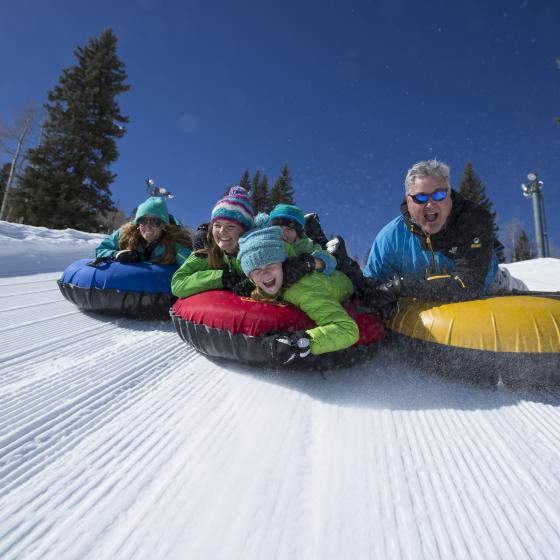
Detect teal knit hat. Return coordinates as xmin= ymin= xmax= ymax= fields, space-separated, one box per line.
xmin=135 ymin=197 xmax=170 ymax=225
xmin=238 ymin=213 xmax=287 ymax=276
xmin=270 ymin=203 xmax=305 ymax=228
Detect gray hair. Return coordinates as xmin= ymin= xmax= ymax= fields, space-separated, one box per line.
xmin=404 ymin=160 xmax=451 ymax=194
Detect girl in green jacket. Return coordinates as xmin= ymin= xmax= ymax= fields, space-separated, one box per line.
xmin=171 ymin=186 xmax=255 ymax=299
xmin=269 ymin=203 xmax=336 ymax=276
xmin=237 ymin=214 xmax=359 ymax=363
xmin=95 ymin=196 xmax=192 ymax=265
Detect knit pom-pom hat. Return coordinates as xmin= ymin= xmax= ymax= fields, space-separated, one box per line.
xmin=210 ymin=186 xmax=254 ymax=231
xmin=270 ymin=203 xmax=305 ymax=229
xmin=238 ymin=213 xmax=287 ymax=276
xmin=134 ymin=196 xmax=170 ymax=225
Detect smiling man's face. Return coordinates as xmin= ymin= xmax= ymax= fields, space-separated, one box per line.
xmin=406 ymin=176 xmax=452 ymax=235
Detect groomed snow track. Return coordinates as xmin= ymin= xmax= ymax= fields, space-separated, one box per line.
xmin=1 ymin=272 xmax=560 ymax=559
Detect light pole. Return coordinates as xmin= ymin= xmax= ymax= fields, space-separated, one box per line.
xmin=521 ymin=172 xmax=549 ymax=258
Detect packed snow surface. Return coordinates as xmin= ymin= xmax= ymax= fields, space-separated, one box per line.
xmin=1 ymin=220 xmax=560 ymax=560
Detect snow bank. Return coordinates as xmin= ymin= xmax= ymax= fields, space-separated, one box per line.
xmin=0 ymin=220 xmax=105 ymax=277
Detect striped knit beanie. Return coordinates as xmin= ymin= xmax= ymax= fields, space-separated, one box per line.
xmin=210 ymin=186 xmax=254 ymax=231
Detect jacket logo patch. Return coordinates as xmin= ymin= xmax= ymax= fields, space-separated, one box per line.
xmin=448 ymin=246 xmax=458 ymax=254
xmin=470 ymin=237 xmax=481 ymax=249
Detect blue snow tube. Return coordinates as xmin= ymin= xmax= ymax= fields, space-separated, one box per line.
xmin=57 ymin=258 xmax=179 ymax=319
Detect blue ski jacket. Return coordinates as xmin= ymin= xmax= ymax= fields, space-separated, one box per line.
xmin=364 ymin=191 xmax=499 ymax=294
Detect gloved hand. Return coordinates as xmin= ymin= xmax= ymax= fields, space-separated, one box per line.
xmin=192 ymin=223 xmax=209 ymax=251
xmin=222 ymin=268 xmax=245 ymax=291
xmin=282 ymin=254 xmax=316 ymax=289
xmin=403 ymin=273 xmax=468 ymax=302
xmin=358 ymin=276 xmax=401 ymax=308
xmin=264 ymin=330 xmax=312 ymax=364
xmin=304 ymin=213 xmax=328 ymax=248
xmin=114 ymin=250 xmax=141 ymax=263
xmin=230 ymin=277 xmax=254 ymax=297
xmin=326 ymin=235 xmax=364 ymax=289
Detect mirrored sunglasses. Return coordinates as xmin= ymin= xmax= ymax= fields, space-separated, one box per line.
xmin=408 ymin=189 xmax=449 ymax=205
xmin=138 ymin=216 xmax=163 ymax=227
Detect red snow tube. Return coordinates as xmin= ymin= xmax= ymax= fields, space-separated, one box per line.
xmin=170 ymin=290 xmax=384 ymax=368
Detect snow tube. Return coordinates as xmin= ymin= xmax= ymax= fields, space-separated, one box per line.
xmin=57 ymin=258 xmax=178 ymax=319
xmin=170 ymin=290 xmax=385 ymax=368
xmin=387 ymin=294 xmax=560 ymax=388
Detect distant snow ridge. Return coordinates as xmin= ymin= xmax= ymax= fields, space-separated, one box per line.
xmin=0 ymin=220 xmax=105 ymax=277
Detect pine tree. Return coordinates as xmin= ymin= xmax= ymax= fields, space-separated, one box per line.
xmin=10 ymin=29 xmax=129 ymax=231
xmin=267 ymin=163 xmax=295 ymax=211
xmin=239 ymin=169 xmax=251 ymax=189
xmin=457 ymin=161 xmax=503 ymax=261
xmin=250 ymin=170 xmax=269 ymax=213
xmin=513 ymin=230 xmax=534 ymax=262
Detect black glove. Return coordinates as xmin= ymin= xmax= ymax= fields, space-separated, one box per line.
xmin=230 ymin=277 xmax=254 ymax=297
xmin=192 ymin=223 xmax=209 ymax=251
xmin=304 ymin=213 xmax=329 ymax=248
xmin=221 ymin=268 xmax=245 ymax=291
xmin=114 ymin=250 xmax=141 ymax=263
xmin=326 ymin=236 xmax=364 ymax=289
xmin=282 ymin=254 xmax=316 ymax=289
xmin=358 ymin=276 xmax=401 ymax=308
xmin=399 ymin=274 xmax=472 ymax=302
xmin=264 ymin=330 xmax=312 ymax=365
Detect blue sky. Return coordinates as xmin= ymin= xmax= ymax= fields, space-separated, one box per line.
xmin=1 ymin=0 xmax=559 ymax=260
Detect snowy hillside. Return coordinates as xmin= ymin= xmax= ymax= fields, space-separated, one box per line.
xmin=1 ymin=221 xmax=560 ymax=560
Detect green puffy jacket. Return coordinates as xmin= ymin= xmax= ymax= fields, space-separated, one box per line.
xmin=283 ymin=270 xmax=358 ymax=355
xmin=96 ymin=228 xmax=191 ymax=265
xmin=171 ymin=252 xmax=244 ymax=298
xmin=291 ymin=235 xmax=336 ymax=275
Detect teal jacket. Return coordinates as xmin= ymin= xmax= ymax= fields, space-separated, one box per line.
xmin=171 ymin=252 xmax=244 ymax=298
xmin=96 ymin=227 xmax=191 ymax=265
xmin=291 ymin=235 xmax=336 ymax=275
xmin=282 ymin=270 xmax=358 ymax=355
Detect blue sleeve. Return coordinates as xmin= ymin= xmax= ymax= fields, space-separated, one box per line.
xmin=95 ymin=229 xmax=122 ymax=259
xmin=311 ymin=250 xmax=336 ymax=276
xmin=175 ymin=246 xmax=192 ymax=265
xmin=363 ymin=229 xmax=398 ymax=282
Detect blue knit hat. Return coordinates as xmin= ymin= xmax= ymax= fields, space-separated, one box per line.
xmin=270 ymin=204 xmax=305 ymax=229
xmin=210 ymin=186 xmax=254 ymax=231
xmin=238 ymin=213 xmax=287 ymax=276
xmin=135 ymin=197 xmax=170 ymax=225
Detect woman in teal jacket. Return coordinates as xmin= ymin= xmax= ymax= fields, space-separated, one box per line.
xmin=237 ymin=214 xmax=359 ymax=363
xmin=96 ymin=196 xmax=192 ymax=265
xmin=172 ymin=186 xmax=256 ymax=298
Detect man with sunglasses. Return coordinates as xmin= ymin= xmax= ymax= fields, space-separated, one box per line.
xmin=361 ymin=159 xmax=505 ymax=302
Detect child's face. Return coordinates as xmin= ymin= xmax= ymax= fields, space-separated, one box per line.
xmin=280 ymin=224 xmax=299 ymax=244
xmin=250 ymin=262 xmax=284 ymax=295
xmin=212 ymin=220 xmax=244 ymax=254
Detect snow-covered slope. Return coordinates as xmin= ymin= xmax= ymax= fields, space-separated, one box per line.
xmin=1 ymin=222 xmax=560 ymax=560
xmin=0 ymin=221 xmax=104 ymax=277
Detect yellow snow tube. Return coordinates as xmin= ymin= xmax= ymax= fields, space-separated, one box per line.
xmin=388 ymin=295 xmax=560 ymax=353
xmin=387 ymin=294 xmax=560 ymax=388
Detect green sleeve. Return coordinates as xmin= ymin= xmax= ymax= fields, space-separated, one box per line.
xmin=283 ymin=271 xmax=358 ymax=355
xmin=171 ymin=253 xmax=225 ymax=298
xmin=291 ymin=236 xmax=336 ymax=275
xmin=95 ymin=229 xmax=122 ymax=259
